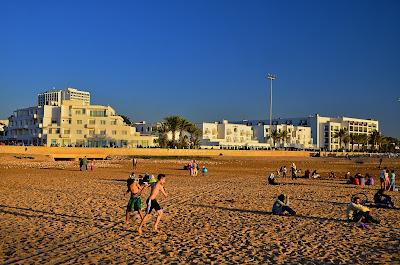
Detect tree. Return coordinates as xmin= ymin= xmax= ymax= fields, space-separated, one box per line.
xmin=270 ymin=130 xmax=280 ymax=148
xmin=186 ymin=124 xmax=202 ymax=149
xmin=359 ymin=134 xmax=369 ymax=151
xmin=120 ymin=115 xmax=132 ymax=125
xmin=164 ymin=116 xmax=183 ymax=144
xmin=334 ymin=128 xmax=349 ymax=150
xmin=279 ymin=130 xmax=289 ymax=147
xmin=349 ymin=133 xmax=356 ymax=151
xmin=369 ymin=130 xmax=380 ymax=151
xmin=155 ymin=123 xmax=169 ymax=148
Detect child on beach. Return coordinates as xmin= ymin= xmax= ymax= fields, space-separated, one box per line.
xmin=346 ymin=196 xmax=380 ymax=224
xmin=125 ymin=173 xmax=147 ymax=225
xmin=272 ymin=194 xmax=296 ymax=215
xmin=138 ymin=174 xmax=168 ymax=234
xmin=389 ymin=170 xmax=396 ymax=191
xmin=202 ymin=166 xmax=208 ymax=176
xmin=267 ymin=173 xmax=278 ymax=185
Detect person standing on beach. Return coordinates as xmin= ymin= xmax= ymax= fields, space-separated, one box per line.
xmin=379 ymin=168 xmax=386 ymax=190
xmin=90 ymin=160 xmax=95 ymax=171
xmin=81 ymin=156 xmax=88 ymax=171
xmin=132 ymin=157 xmax=138 ymax=170
xmin=378 ymin=158 xmax=383 ymax=169
xmin=282 ymin=166 xmax=287 ymax=178
xmin=291 ymin=163 xmax=297 ymax=180
xmin=138 ymin=174 xmax=168 ymax=234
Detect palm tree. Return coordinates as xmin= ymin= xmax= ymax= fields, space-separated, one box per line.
xmin=279 ymin=130 xmax=289 ymax=147
xmin=178 ymin=118 xmax=192 ymax=147
xmin=369 ymin=130 xmax=380 ymax=151
xmin=359 ymin=134 xmax=369 ymax=151
xmin=186 ymin=124 xmax=202 ymax=149
xmin=334 ymin=128 xmax=349 ymax=150
xmin=155 ymin=123 xmax=169 ymax=148
xmin=270 ymin=130 xmax=280 ymax=148
xmin=349 ymin=133 xmax=356 ymax=151
xmin=164 ymin=116 xmax=183 ymax=144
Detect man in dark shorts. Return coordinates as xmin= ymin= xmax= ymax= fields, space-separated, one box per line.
xmin=138 ymin=174 xmax=168 ymax=234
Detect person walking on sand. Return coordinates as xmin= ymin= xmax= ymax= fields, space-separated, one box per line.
xmin=378 ymin=157 xmax=383 ymax=169
xmin=81 ymin=156 xmax=88 ymax=171
xmin=138 ymin=174 xmax=168 ymax=234
xmin=125 ymin=173 xmax=147 ymax=226
xmin=132 ymin=157 xmax=138 ymax=170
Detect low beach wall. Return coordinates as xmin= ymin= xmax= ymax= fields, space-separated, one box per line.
xmin=0 ymin=146 xmax=312 ymax=159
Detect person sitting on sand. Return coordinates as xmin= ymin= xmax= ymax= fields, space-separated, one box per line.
xmin=138 ymin=174 xmax=168 ymax=234
xmin=304 ymin=169 xmax=311 ymax=178
xmin=311 ymin=170 xmax=320 ymax=179
xmin=267 ymin=173 xmax=278 ymax=185
xmin=359 ymin=174 xmax=366 ymax=188
xmin=272 ymin=194 xmax=296 ymax=215
xmin=365 ymin=174 xmax=374 ymax=186
xmin=329 ymin=171 xmax=336 ymax=179
xmin=125 ymin=173 xmax=147 ymax=225
xmin=346 ymin=196 xmax=380 ymax=224
xmin=373 ymin=189 xmax=394 ymax=208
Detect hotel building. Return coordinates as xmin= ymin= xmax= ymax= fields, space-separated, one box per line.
xmin=4 ymin=89 xmax=157 ymax=147
xmin=240 ymin=114 xmax=379 ymax=151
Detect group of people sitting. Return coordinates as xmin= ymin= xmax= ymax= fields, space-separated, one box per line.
xmin=270 ymin=189 xmax=394 ymax=226
xmin=346 ymin=172 xmax=375 ymax=187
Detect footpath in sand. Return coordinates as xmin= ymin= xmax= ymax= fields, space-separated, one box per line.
xmin=0 ymin=154 xmax=399 ymax=264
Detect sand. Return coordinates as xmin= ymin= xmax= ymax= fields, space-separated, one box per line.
xmin=0 ymin=154 xmax=399 ymax=264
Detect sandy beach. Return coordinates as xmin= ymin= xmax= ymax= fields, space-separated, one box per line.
xmin=1 ymin=154 xmax=399 ymax=264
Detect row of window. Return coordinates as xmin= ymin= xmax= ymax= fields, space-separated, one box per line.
xmin=47 ymin=128 xmax=128 ymax=135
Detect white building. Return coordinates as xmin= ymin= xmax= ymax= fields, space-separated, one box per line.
xmin=239 ymin=114 xmax=379 ymax=151
xmin=4 ymin=93 xmax=156 ymax=147
xmin=197 ymin=120 xmax=269 ymax=149
xmin=38 ymin=87 xmax=90 ymax=106
xmin=252 ymin=123 xmax=314 ymax=149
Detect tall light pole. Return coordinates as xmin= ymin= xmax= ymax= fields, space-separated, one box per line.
xmin=266 ymin=73 xmax=276 ymax=146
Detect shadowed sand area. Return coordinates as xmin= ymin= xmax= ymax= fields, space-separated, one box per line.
xmin=0 ymin=154 xmax=399 ymax=264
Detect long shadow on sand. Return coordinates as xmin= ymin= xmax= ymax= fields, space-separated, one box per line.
xmin=292 ymin=198 xmax=348 ymax=206
xmin=191 ymin=204 xmax=346 ymax=223
xmin=0 ymin=204 xmax=113 ymax=223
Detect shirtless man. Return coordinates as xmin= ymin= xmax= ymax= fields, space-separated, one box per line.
xmin=125 ymin=173 xmax=146 ymax=226
xmin=138 ymin=174 xmax=168 ymax=234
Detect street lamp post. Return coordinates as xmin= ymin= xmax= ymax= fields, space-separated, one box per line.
xmin=266 ymin=73 xmax=276 ymax=147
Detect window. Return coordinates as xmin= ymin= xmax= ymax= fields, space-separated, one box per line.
xmin=76 ymin=130 xmax=82 ymax=134
xmin=77 ymin=120 xmax=82 ymax=124
xmin=122 ymin=131 xmax=127 ymax=135
xmin=111 ymin=120 xmax=117 ymax=125
xmin=100 ymin=130 xmax=106 ymax=135
xmin=48 ymin=129 xmax=52 ymax=134
xmin=89 ymin=130 xmax=95 ymax=135
xmin=75 ymin=110 xmax=82 ymax=115
xmin=55 ymin=128 xmax=60 ymax=134
xmin=89 ymin=120 xmax=95 ymax=125
xmin=100 ymin=120 xmax=106 ymax=125
xmin=64 ymin=130 xmax=70 ymax=134
xmin=112 ymin=130 xmax=117 ymax=135
xmin=90 ymin=110 xmax=106 ymax=117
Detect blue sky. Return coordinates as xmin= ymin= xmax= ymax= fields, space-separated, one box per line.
xmin=1 ymin=0 xmax=399 ymax=137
